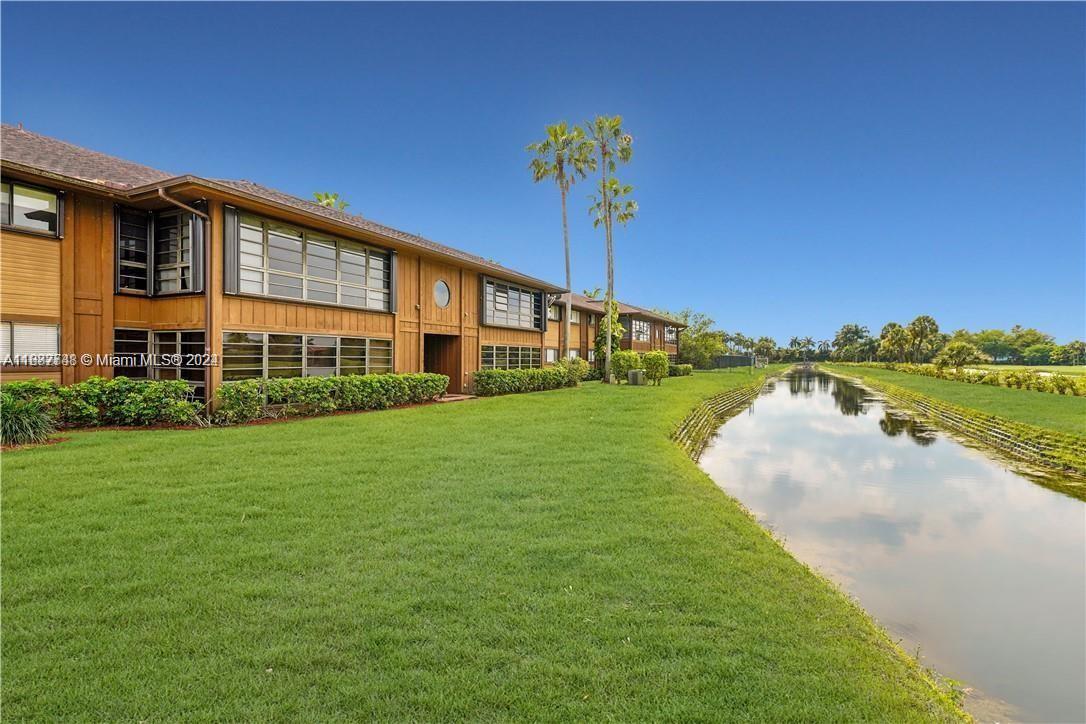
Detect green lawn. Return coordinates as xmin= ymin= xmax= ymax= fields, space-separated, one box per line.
xmin=824 ymin=365 xmax=1086 ymax=436
xmin=975 ymin=364 xmax=1086 ymax=377
xmin=3 ymin=370 xmax=962 ymax=721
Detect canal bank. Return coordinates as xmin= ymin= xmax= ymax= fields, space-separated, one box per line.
xmin=698 ymin=369 xmax=1085 ymax=722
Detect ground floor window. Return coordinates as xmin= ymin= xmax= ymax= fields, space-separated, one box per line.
xmin=112 ymin=328 xmax=206 ymax=400
xmin=481 ymin=345 xmax=540 ymax=370
xmin=588 ymin=349 xmax=596 ymax=363
xmin=1 ymin=321 xmax=60 ymax=365
xmin=567 ymin=349 xmax=581 ymax=360
xmin=222 ymin=331 xmax=393 ymax=381
xmin=545 ymin=348 xmax=558 ymax=364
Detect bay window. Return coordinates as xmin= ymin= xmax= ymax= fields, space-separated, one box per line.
xmin=115 ymin=205 xmax=203 ymax=295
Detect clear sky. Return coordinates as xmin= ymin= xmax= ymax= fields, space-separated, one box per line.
xmin=3 ymin=2 xmax=1083 ymax=342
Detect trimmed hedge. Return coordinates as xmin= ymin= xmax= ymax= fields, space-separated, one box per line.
xmin=669 ymin=364 xmax=694 ymax=377
xmin=2 ymin=377 xmax=201 ymax=428
xmin=214 ymin=372 xmax=449 ymax=424
xmin=643 ymin=351 xmax=670 ymax=385
xmin=847 ymin=362 xmax=1086 ymax=396
xmin=473 ymin=367 xmax=579 ymax=396
xmin=611 ymin=350 xmax=643 ymax=382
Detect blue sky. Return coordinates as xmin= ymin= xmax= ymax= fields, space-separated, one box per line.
xmin=3 ymin=2 xmax=1083 ymax=342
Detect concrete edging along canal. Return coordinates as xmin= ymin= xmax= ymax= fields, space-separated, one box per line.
xmin=672 ymin=371 xmax=778 ymax=460
xmin=820 ymin=365 xmax=1086 ymax=488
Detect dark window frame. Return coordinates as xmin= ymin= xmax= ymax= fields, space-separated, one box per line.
xmin=1 ymin=177 xmax=64 ymax=238
xmin=222 ymin=330 xmax=394 ymax=381
xmin=481 ymin=344 xmax=542 ymax=370
xmin=481 ymin=277 xmax=544 ymax=332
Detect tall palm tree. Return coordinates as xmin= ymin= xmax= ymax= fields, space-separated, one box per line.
xmin=586 ymin=116 xmax=633 ymax=382
xmin=527 ymin=123 xmax=595 ymax=358
xmin=801 ymin=336 xmax=814 ymax=362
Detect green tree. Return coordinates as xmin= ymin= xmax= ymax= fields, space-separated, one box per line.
xmin=973 ymin=329 xmax=1014 ymax=362
xmin=879 ymin=325 xmax=910 ymax=362
xmin=593 ymin=299 xmax=625 ymax=366
xmin=905 ymin=315 xmax=940 ymax=362
xmin=832 ymin=324 xmax=870 ymax=362
xmin=933 ymin=341 xmax=990 ymax=370
xmin=1061 ymin=340 xmax=1086 ymax=365
xmin=665 ymin=309 xmax=723 ymax=368
xmin=1022 ymin=343 xmax=1056 ymax=365
xmin=313 ymin=192 xmax=349 ymax=210
xmin=586 ymin=115 xmax=634 ymax=383
xmin=642 ymin=350 xmax=669 ymax=385
xmin=527 ymin=122 xmax=595 ymax=359
xmin=754 ymin=336 xmax=776 ymax=361
xmin=1010 ymin=326 xmax=1055 ymax=362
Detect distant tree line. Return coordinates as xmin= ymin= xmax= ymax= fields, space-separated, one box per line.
xmin=653 ymin=310 xmax=1084 ymax=369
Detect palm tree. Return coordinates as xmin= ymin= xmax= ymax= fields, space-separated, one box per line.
xmin=817 ymin=340 xmax=832 ymax=359
xmin=586 ymin=116 xmax=633 ymax=382
xmin=527 ymin=123 xmax=595 ymax=359
xmin=313 ymin=192 xmax=349 ymax=210
xmin=801 ymin=336 xmax=814 ymax=363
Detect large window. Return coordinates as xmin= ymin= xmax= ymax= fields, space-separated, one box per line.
xmin=153 ymin=210 xmax=193 ymax=294
xmin=237 ymin=213 xmax=391 ymax=310
xmin=1 ymin=322 xmax=60 ymax=365
xmin=631 ymin=318 xmax=651 ymax=342
xmin=223 ymin=332 xmax=393 ymax=380
xmin=111 ymin=329 xmax=206 ymax=400
xmin=483 ymin=278 xmax=543 ymax=331
xmin=115 ymin=206 xmax=202 ymax=295
xmin=1 ymin=180 xmax=62 ymax=236
xmin=665 ymin=326 xmax=679 ymax=344
xmin=481 ymin=345 xmax=540 ymax=370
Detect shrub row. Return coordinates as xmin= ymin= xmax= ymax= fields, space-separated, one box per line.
xmin=473 ymin=358 xmax=587 ymax=396
xmin=669 ymin=363 xmax=694 ymax=377
xmin=214 ymin=373 xmax=449 ymax=424
xmin=2 ymin=376 xmax=201 ymax=432
xmin=849 ymin=362 xmax=1085 ymax=396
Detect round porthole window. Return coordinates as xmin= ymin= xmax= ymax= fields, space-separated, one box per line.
xmin=434 ymin=280 xmax=451 ymax=308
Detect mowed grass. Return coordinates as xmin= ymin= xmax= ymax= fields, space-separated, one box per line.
xmin=825 ymin=365 xmax=1086 ymax=436
xmin=2 ymin=370 xmax=963 ymax=721
xmin=975 ymin=363 xmax=1086 ymax=377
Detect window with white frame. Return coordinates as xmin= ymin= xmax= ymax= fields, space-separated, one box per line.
xmin=481 ymin=345 xmax=541 ymax=370
xmin=222 ymin=332 xmax=393 ymax=381
xmin=587 ymin=349 xmax=596 ymax=362
xmin=1 ymin=322 xmax=60 ymax=365
xmin=631 ymin=318 xmax=651 ymax=342
xmin=567 ymin=349 xmax=581 ymax=360
xmin=237 ymin=213 xmax=391 ymax=310
xmin=1 ymin=180 xmax=62 ymax=236
xmin=570 ymin=309 xmax=582 ymax=324
xmin=547 ymin=304 xmax=562 ymax=322
xmin=482 ymin=278 xmax=543 ymax=330
xmin=545 ymin=348 xmax=558 ymax=364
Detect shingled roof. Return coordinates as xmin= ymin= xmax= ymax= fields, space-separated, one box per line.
xmin=558 ymin=292 xmax=685 ymax=326
xmin=0 ymin=124 xmax=563 ymax=291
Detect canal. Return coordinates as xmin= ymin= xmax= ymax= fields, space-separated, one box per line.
xmin=699 ymin=370 xmax=1085 ymax=722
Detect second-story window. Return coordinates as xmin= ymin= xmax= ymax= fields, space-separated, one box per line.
xmin=154 ymin=210 xmax=194 ymax=294
xmin=1 ymin=179 xmax=62 ymax=236
xmin=548 ymin=304 xmax=562 ymax=322
xmin=632 ymin=318 xmax=651 ymax=342
xmin=570 ymin=309 xmax=581 ymax=324
xmin=116 ymin=205 xmax=203 ymax=295
xmin=237 ymin=213 xmax=391 ymax=310
xmin=665 ymin=326 xmax=678 ymax=344
xmin=483 ymin=278 xmax=543 ymax=330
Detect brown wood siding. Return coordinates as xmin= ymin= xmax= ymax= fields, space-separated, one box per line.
xmin=63 ymin=194 xmax=114 ymax=382
xmin=221 ymin=296 xmax=394 ymax=337
xmin=2 ymin=369 xmax=62 ymax=383
xmin=114 ymin=295 xmax=205 ymax=329
xmin=1 ymin=231 xmax=61 ymax=319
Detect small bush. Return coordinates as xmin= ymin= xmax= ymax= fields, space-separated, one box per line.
xmin=584 ymin=367 xmax=604 ymax=381
xmin=642 ymin=350 xmax=669 ymax=385
xmin=554 ymin=357 xmax=589 ymax=385
xmin=473 ymin=367 xmax=575 ymax=396
xmin=669 ymin=364 xmax=693 ymax=377
xmin=611 ymin=350 xmax=643 ymax=383
xmin=214 ymin=379 xmax=264 ymax=424
xmin=1 ymin=392 xmax=56 ymax=445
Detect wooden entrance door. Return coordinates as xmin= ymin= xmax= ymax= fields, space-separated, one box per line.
xmin=423 ymin=334 xmax=462 ymax=393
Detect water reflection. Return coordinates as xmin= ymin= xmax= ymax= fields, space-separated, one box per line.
xmin=700 ymin=371 xmax=1085 ymax=723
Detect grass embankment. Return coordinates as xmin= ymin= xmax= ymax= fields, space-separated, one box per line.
xmin=824 ymin=364 xmax=1085 ymax=437
xmin=3 ymin=370 xmax=963 ymax=721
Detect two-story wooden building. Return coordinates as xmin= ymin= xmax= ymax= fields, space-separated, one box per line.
xmin=543 ymin=292 xmax=683 ymax=365
xmin=0 ymin=125 xmax=568 ymax=397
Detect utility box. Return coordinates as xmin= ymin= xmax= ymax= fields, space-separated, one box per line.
xmin=628 ymin=369 xmax=646 ymax=386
